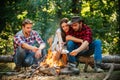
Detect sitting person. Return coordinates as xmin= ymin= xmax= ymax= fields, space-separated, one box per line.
xmin=13 ymin=19 xmax=46 ymax=71
xmin=51 ymin=18 xmax=71 ymax=66
xmin=66 ymin=16 xmax=104 ymax=72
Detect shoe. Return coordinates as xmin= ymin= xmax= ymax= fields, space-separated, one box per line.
xmin=68 ymin=62 xmax=77 ymax=67
xmin=69 ymin=67 xmax=80 ymax=74
xmin=14 ymin=66 xmax=21 ymax=72
xmin=60 ymin=67 xmax=73 ymax=74
xmin=94 ymin=61 xmax=104 ymax=72
xmin=67 ymin=63 xmax=80 ymax=74
xmin=94 ymin=67 xmax=104 ymax=73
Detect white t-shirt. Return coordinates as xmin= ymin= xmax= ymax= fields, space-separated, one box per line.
xmin=52 ymin=28 xmax=62 ymax=51
xmin=52 ymin=28 xmax=69 ymax=54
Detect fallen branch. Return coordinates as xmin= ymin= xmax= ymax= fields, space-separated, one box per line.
xmin=103 ymin=63 xmax=114 ymax=80
xmin=100 ymin=63 xmax=120 ymax=70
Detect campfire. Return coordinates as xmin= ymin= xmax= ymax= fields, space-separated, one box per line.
xmin=37 ymin=49 xmax=76 ymax=76
xmin=40 ymin=49 xmax=66 ymax=68
xmin=29 ymin=37 xmax=80 ymax=76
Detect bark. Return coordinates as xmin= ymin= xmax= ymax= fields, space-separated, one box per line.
xmin=0 ymin=55 xmax=13 ymax=62
xmin=100 ymin=63 xmax=120 ymax=70
xmin=102 ymin=55 xmax=120 ymax=63
xmin=103 ymin=63 xmax=114 ymax=80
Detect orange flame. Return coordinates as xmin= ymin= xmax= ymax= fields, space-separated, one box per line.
xmin=40 ymin=49 xmax=67 ymax=68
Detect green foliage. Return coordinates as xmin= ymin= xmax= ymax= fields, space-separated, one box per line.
xmin=0 ymin=0 xmax=119 ymax=55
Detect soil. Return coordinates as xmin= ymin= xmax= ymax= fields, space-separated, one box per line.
xmin=0 ymin=63 xmax=120 ymax=80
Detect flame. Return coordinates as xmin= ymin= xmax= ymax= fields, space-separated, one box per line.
xmin=40 ymin=49 xmax=67 ymax=68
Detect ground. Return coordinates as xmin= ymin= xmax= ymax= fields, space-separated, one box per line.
xmin=0 ymin=63 xmax=120 ymax=80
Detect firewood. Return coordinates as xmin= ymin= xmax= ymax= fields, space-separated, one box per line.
xmin=103 ymin=63 xmax=114 ymax=80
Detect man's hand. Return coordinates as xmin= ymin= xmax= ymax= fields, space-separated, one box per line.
xmin=32 ymin=46 xmax=39 ymax=53
xmin=39 ymin=43 xmax=46 ymax=49
xmin=70 ymin=49 xmax=79 ymax=56
xmin=35 ymin=49 xmax=42 ymax=59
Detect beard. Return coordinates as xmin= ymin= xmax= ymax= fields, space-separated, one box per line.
xmin=24 ymin=31 xmax=31 ymax=37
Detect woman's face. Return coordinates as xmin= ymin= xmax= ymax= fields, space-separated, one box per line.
xmin=61 ymin=22 xmax=69 ymax=33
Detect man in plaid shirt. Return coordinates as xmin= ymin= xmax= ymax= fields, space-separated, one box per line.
xmin=66 ymin=16 xmax=103 ymax=72
xmin=13 ymin=19 xmax=46 ymax=71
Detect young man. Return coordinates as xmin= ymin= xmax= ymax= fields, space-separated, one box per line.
xmin=66 ymin=16 xmax=103 ymax=72
xmin=13 ymin=19 xmax=46 ymax=71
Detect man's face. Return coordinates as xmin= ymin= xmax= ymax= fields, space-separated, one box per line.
xmin=61 ymin=22 xmax=69 ymax=33
xmin=22 ymin=24 xmax=32 ymax=36
xmin=71 ymin=22 xmax=80 ymax=31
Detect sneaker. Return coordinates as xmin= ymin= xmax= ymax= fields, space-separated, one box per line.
xmin=94 ymin=67 xmax=104 ymax=73
xmin=68 ymin=62 xmax=77 ymax=68
xmin=69 ymin=67 xmax=80 ymax=74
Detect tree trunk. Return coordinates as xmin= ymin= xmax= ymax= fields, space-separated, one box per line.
xmin=0 ymin=55 xmax=13 ymax=62
xmin=100 ymin=63 xmax=120 ymax=70
xmin=71 ymin=0 xmax=81 ymax=14
xmin=0 ymin=0 xmax=6 ymax=33
xmin=102 ymin=55 xmax=120 ymax=63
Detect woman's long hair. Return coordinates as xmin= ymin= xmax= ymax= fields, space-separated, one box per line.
xmin=59 ymin=18 xmax=69 ymax=42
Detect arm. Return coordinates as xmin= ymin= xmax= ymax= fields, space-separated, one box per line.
xmin=70 ymin=40 xmax=89 ymax=56
xmin=66 ymin=35 xmax=83 ymax=43
xmin=14 ymin=35 xmax=38 ymax=53
xmin=34 ymin=31 xmax=45 ymax=48
xmin=21 ymin=43 xmax=38 ymax=53
xmin=70 ymin=26 xmax=92 ymax=56
xmin=34 ymin=31 xmax=46 ymax=58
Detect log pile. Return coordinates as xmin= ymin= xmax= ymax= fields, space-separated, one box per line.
xmin=0 ymin=55 xmax=120 ymax=70
xmin=77 ymin=55 xmax=120 ymax=71
xmin=0 ymin=55 xmax=13 ymax=62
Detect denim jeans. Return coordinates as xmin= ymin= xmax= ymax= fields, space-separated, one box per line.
xmin=67 ymin=40 xmax=102 ymax=63
xmin=13 ymin=47 xmax=46 ymax=67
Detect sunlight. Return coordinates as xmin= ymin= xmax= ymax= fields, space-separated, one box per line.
xmin=17 ymin=10 xmax=28 ymax=20
xmin=81 ymin=3 xmax=90 ymax=16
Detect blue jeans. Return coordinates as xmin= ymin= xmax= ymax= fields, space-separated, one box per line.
xmin=67 ymin=40 xmax=102 ymax=63
xmin=13 ymin=47 xmax=46 ymax=67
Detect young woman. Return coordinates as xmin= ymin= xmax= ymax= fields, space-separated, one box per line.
xmin=51 ymin=18 xmax=72 ymax=66
xmin=52 ymin=18 xmax=72 ymax=52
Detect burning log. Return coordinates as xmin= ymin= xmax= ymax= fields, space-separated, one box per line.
xmin=39 ymin=67 xmax=59 ymax=76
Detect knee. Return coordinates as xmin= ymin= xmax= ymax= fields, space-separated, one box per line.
xmin=17 ymin=47 xmax=26 ymax=55
xmin=24 ymin=57 xmax=34 ymax=66
xmin=67 ymin=40 xmax=75 ymax=48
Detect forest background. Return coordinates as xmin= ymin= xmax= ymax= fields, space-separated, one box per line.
xmin=0 ymin=0 xmax=119 ymax=55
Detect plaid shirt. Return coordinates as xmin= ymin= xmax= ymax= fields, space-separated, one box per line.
xmin=14 ymin=30 xmax=44 ymax=54
xmin=72 ymin=24 xmax=92 ymax=46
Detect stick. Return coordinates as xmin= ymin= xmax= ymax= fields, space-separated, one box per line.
xmin=103 ymin=63 xmax=114 ymax=80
